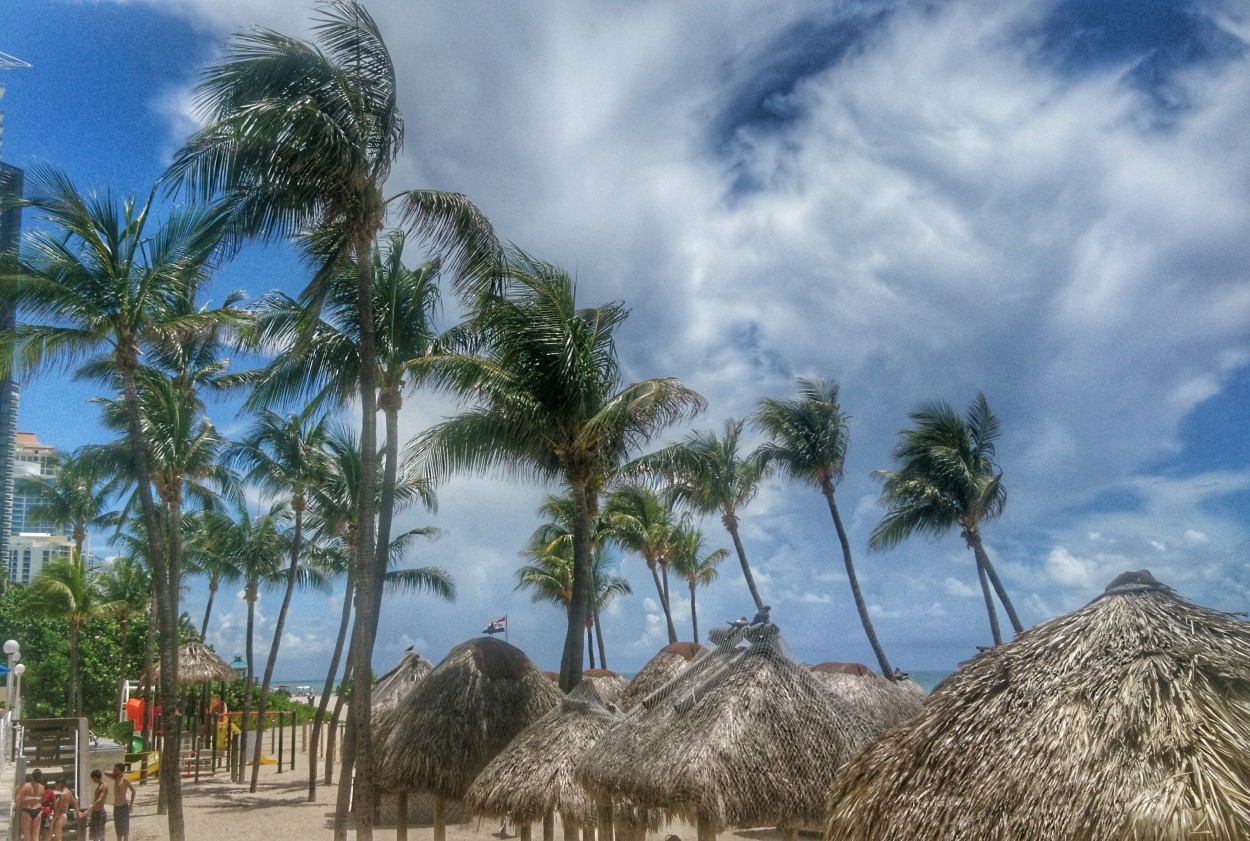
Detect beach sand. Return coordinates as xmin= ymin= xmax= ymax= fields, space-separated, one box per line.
xmin=124 ymin=701 xmax=786 ymax=841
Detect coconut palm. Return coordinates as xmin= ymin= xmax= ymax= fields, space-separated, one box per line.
xmin=183 ymin=510 xmax=244 ymax=639
xmin=633 ymin=418 xmax=768 ymax=612
xmin=226 ymin=407 xmax=332 ymax=791
xmin=753 ymin=378 xmax=893 ymax=676
xmin=667 ymin=522 xmax=728 ymax=644
xmin=168 ymin=6 xmax=500 ymax=828
xmin=0 ymin=167 xmax=235 ymax=840
xmin=870 ymin=393 xmax=1023 ymax=645
xmin=604 ymin=483 xmax=681 ymax=643
xmin=28 ymin=553 xmax=116 ymax=717
xmin=97 ymin=554 xmax=153 ymax=718
xmin=14 ymin=449 xmax=115 ymax=558
xmin=413 ymin=253 xmax=703 ymax=690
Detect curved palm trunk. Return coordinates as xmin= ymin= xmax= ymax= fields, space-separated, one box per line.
xmin=345 ymin=231 xmax=381 ymax=841
xmin=975 ymin=555 xmax=1002 ymax=646
xmin=823 ymin=487 xmax=892 ymax=677
xmin=559 ymin=478 xmax=593 ymax=692
xmin=647 ymin=563 xmax=678 ymax=644
xmin=237 ymin=591 xmax=257 ymax=782
xmin=331 ymin=667 xmax=356 ymax=841
xmin=722 ymin=512 xmax=765 ymax=612
xmin=160 ymin=495 xmax=187 ymax=816
xmin=326 ymin=660 xmax=352 ymax=788
xmin=687 ymin=579 xmax=699 ymax=643
xmin=310 ymin=566 xmax=354 ymax=801
xmin=142 ymin=601 xmax=155 ymax=754
xmin=586 ymin=625 xmax=596 ymax=669
xmin=200 ymin=578 xmax=219 ymax=639
xmin=592 ymin=605 xmax=607 ymax=670
xmin=68 ymin=619 xmax=82 ymax=718
xmin=971 ymin=537 xmax=1023 ymax=635
xmin=116 ymin=353 xmax=184 ymax=840
xmin=250 ymin=502 xmax=306 ymax=791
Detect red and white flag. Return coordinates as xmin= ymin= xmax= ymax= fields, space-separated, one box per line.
xmin=483 ymin=616 xmax=507 ymax=635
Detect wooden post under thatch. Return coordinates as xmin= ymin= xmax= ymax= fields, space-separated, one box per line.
xmin=696 ymin=814 xmax=715 ymax=841
xmin=543 ymin=810 xmax=554 ymax=841
xmin=562 ymin=817 xmax=579 ymax=841
xmin=396 ymin=792 xmax=408 ymax=841
xmin=520 ymin=824 xmax=531 ymax=841
xmin=433 ymin=795 xmax=445 ymax=841
xmin=595 ymin=795 xmax=613 ymax=841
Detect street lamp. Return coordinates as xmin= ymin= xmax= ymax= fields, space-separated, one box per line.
xmin=13 ymin=663 xmax=24 ymax=720
xmin=4 ymin=639 xmax=19 ymax=711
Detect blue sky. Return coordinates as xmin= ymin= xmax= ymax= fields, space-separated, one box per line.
xmin=1 ymin=0 xmax=1248 ymax=680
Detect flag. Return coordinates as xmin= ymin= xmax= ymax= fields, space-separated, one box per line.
xmin=483 ymin=616 xmax=507 ymax=635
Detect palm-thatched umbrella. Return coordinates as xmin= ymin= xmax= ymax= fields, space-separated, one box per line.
xmin=810 ymin=663 xmax=923 ymax=732
xmin=580 ymin=669 xmax=629 ymax=705
xmin=373 ymin=650 xmax=434 ymax=717
xmin=617 ymin=642 xmax=706 ymax=711
xmin=579 ymin=627 xmax=871 ymax=841
xmin=824 ymin=570 xmax=1250 ymax=841
xmin=145 ymin=640 xmax=235 ymax=684
xmin=376 ymin=637 xmax=563 ymax=841
xmin=465 ymin=683 xmax=621 ymax=841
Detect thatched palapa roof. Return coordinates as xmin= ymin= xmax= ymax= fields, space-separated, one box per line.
xmin=810 ymin=663 xmax=924 ymax=733
xmin=824 ymin=570 xmax=1250 ymax=841
xmin=372 ymin=650 xmax=434 ymax=716
xmin=464 ymin=682 xmax=621 ymax=825
xmin=147 ymin=641 xmax=236 ymax=685
xmin=580 ymin=668 xmax=629 ymax=705
xmin=617 ymin=641 xmax=706 ymax=711
xmin=579 ymin=627 xmax=871 ymax=831
xmin=375 ymin=637 xmax=563 ymax=799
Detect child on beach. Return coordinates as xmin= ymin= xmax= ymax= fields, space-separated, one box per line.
xmin=104 ymin=765 xmax=135 ymax=841
xmin=85 ymin=770 xmax=107 ymax=841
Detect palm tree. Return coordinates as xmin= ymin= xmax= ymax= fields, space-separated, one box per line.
xmin=28 ymin=553 xmax=116 ymax=717
xmin=754 ymin=378 xmax=894 ymax=676
xmin=413 ymin=252 xmax=703 ymax=690
xmin=168 ymin=6 xmax=499 ymax=829
xmin=870 ymin=393 xmax=1023 ymax=645
xmin=226 ymin=407 xmax=332 ymax=791
xmin=183 ymin=510 xmax=244 ymax=639
xmin=667 ymin=521 xmax=728 ymax=644
xmin=633 ymin=418 xmax=768 ymax=612
xmin=0 ymin=167 xmax=235 ymax=841
xmin=604 ymin=484 xmax=680 ymax=643
xmin=14 ymin=449 xmax=114 ymax=558
xmin=98 ymin=554 xmax=152 ymax=721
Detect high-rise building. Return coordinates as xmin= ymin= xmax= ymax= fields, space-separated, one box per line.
xmin=0 ymin=163 xmax=21 ymax=574
xmin=6 ymin=433 xmax=74 ymax=585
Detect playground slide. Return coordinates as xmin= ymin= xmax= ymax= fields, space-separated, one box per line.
xmin=125 ymin=751 xmax=159 ymax=781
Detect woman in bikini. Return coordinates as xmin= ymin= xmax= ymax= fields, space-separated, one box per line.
xmin=12 ymin=768 xmax=46 ymax=841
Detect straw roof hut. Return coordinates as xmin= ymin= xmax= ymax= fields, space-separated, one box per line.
xmin=375 ymin=636 xmax=563 ymax=838
xmin=146 ymin=640 xmax=235 ymax=685
xmin=580 ymin=627 xmax=871 ymax=841
xmin=580 ymin=669 xmax=629 ymax=705
xmin=824 ymin=570 xmax=1250 ymax=841
xmin=464 ymin=683 xmax=620 ymax=832
xmin=373 ymin=650 xmax=434 ymax=717
xmin=617 ymin=642 xmax=706 ymax=711
xmin=810 ymin=663 xmax=923 ymax=733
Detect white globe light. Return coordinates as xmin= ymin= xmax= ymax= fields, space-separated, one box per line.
xmin=12 ymin=664 xmax=24 ymax=676
xmin=3 ymin=640 xmax=17 ymax=656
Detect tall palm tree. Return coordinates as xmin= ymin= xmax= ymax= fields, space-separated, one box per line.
xmin=604 ymin=484 xmax=680 ymax=643
xmin=226 ymin=407 xmax=332 ymax=791
xmin=168 ymin=6 xmax=499 ymax=829
xmin=754 ymin=378 xmax=894 ymax=676
xmin=667 ymin=521 xmax=728 ymax=644
xmin=183 ymin=510 xmax=244 ymax=639
xmin=413 ymin=252 xmax=703 ymax=690
xmin=28 ymin=553 xmax=116 ymax=717
xmin=870 ymin=393 xmax=1023 ymax=645
xmin=14 ymin=449 xmax=114 ymax=558
xmin=98 ymin=554 xmax=152 ymax=719
xmin=633 ymin=418 xmax=768 ymax=612
xmin=0 ymin=167 xmax=235 ymax=841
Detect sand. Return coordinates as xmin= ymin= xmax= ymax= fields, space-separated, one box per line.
xmin=122 ymin=707 xmax=787 ymax=841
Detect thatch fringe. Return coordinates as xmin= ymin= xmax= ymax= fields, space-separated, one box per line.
xmin=579 ymin=627 xmax=871 ymax=831
xmin=581 ymin=669 xmax=629 ymax=705
xmin=375 ymin=637 xmax=563 ymax=798
xmin=146 ymin=641 xmax=235 ymax=685
xmin=825 ymin=570 xmax=1250 ymax=841
xmin=617 ymin=642 xmax=706 ymax=712
xmin=809 ymin=664 xmax=924 ymax=733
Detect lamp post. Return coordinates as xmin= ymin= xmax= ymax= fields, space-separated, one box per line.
xmin=4 ymin=638 xmax=19 ymax=711
xmin=13 ymin=663 xmax=24 ymax=720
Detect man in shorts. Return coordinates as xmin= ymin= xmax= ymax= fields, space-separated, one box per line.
xmin=85 ymin=770 xmax=107 ymax=841
xmin=104 ymin=765 xmax=135 ymax=841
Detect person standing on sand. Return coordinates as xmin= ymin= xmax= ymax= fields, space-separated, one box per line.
xmin=85 ymin=770 xmax=107 ymax=841
xmin=49 ymin=779 xmax=81 ymax=841
xmin=13 ymin=768 xmax=46 ymax=841
xmin=105 ymin=765 xmax=135 ymax=841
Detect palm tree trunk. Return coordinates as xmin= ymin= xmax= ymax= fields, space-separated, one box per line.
xmin=823 ymin=488 xmax=892 ymax=677
xmin=975 ymin=554 xmax=1002 ymax=646
xmin=559 ymin=477 xmax=593 ymax=692
xmin=593 ymin=605 xmax=607 ymax=670
xmin=116 ymin=353 xmax=185 ymax=841
xmin=116 ymin=616 xmax=130 ymax=723
xmin=237 ymin=593 xmax=257 ymax=782
xmin=346 ymin=230 xmax=381 ymax=841
xmin=971 ymin=538 xmax=1023 ymax=635
xmin=200 ymin=580 xmax=218 ymax=640
xmin=142 ymin=600 xmax=155 ymax=754
xmin=250 ymin=501 xmax=306 ymax=791
xmin=648 ymin=563 xmax=678 ymax=644
xmin=310 ymin=566 xmax=354 ymax=801
xmin=332 ymin=684 xmax=357 ymax=841
xmin=722 ymin=513 xmax=765 ymax=612
xmin=326 ymin=660 xmax=351 ymax=787
xmin=586 ymin=626 xmax=596 ymax=669
xmin=68 ymin=620 xmax=81 ymax=718
xmin=688 ymin=580 xmax=699 ymax=643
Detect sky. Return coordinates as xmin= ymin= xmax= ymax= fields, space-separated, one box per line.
xmin=0 ymin=0 xmax=1248 ymax=681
